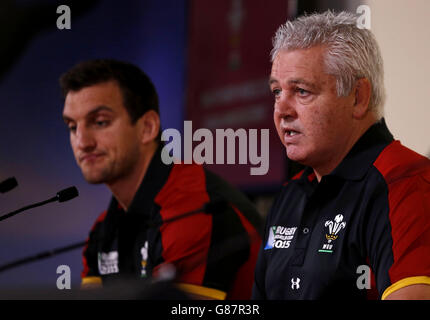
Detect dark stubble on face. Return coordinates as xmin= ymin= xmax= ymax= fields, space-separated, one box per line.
xmin=83 ymin=146 xmax=141 ymax=185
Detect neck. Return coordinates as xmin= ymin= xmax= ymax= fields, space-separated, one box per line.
xmin=313 ymin=116 xmax=378 ymax=182
xmin=107 ymin=142 xmax=158 ymax=211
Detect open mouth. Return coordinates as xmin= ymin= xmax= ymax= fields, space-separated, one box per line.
xmin=286 ymin=130 xmax=300 ymax=136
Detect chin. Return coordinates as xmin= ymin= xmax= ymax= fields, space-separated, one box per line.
xmin=81 ymin=170 xmax=109 ymax=184
xmin=286 ymin=147 xmax=308 ymax=164
xmin=83 ymin=176 xmax=106 ymax=185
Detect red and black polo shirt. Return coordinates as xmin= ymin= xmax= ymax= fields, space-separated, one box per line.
xmin=252 ymin=119 xmax=430 ymax=299
xmin=81 ymin=146 xmax=263 ymax=300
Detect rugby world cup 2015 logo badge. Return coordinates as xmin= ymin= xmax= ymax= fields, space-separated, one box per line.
xmin=264 ymin=226 xmax=297 ymax=250
xmin=318 ymin=214 xmax=346 ymax=254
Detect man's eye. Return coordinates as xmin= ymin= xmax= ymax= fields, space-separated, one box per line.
xmin=296 ymin=88 xmax=310 ymax=97
xmin=95 ymin=120 xmax=109 ymax=127
xmin=68 ymin=125 xmax=76 ymax=132
xmin=272 ymin=88 xmax=281 ymax=97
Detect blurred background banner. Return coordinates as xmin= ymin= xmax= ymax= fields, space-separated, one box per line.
xmin=186 ymin=0 xmax=288 ymax=191
xmin=0 ymin=0 xmax=428 ymax=293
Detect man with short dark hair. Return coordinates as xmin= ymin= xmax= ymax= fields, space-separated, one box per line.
xmin=60 ymin=59 xmax=262 ymax=299
xmin=252 ymin=11 xmax=430 ymax=300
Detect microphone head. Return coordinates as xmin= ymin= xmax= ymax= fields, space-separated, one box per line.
xmin=203 ymin=199 xmax=229 ymax=215
xmin=56 ymin=186 xmax=79 ymax=202
xmin=0 ymin=177 xmax=18 ymax=193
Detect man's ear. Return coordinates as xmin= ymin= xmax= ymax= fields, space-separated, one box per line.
xmin=352 ymin=78 xmax=372 ymax=119
xmin=138 ymin=110 xmax=160 ymax=144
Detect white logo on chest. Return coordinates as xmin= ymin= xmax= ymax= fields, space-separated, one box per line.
xmin=291 ymin=278 xmax=301 ymax=290
xmin=98 ymin=251 xmax=119 ymax=275
xmin=140 ymin=241 xmax=149 ymax=277
xmin=318 ymin=214 xmax=347 ymax=253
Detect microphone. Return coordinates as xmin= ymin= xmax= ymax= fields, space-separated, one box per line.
xmin=0 ymin=186 xmax=79 ymax=222
xmin=0 ymin=177 xmax=18 ymax=193
xmin=56 ymin=186 xmax=79 ymax=202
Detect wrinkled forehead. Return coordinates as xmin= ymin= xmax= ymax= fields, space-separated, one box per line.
xmin=272 ymin=45 xmax=327 ymax=70
xmin=270 ymin=46 xmax=331 ymax=85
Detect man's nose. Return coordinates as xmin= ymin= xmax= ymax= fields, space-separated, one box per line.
xmin=75 ymin=126 xmax=96 ymax=151
xmin=275 ymin=93 xmax=297 ymax=119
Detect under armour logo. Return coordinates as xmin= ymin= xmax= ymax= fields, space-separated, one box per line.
xmin=291 ymin=277 xmax=300 ymax=290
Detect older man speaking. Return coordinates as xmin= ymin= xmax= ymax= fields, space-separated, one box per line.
xmin=253 ymin=10 xmax=430 ymax=300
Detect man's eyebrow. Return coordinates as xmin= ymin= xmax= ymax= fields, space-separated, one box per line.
xmin=86 ymin=105 xmax=114 ymax=117
xmin=268 ymin=77 xmax=279 ymax=86
xmin=288 ymin=78 xmax=317 ymax=89
xmin=62 ymin=105 xmax=114 ymax=123
xmin=268 ymin=77 xmax=317 ymax=91
xmin=62 ymin=114 xmax=72 ymax=123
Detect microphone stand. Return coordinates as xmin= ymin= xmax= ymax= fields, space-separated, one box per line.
xmin=0 ymin=186 xmax=78 ymax=222
xmin=0 ymin=241 xmax=86 ymax=272
xmin=0 ymin=197 xmax=57 ymax=222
